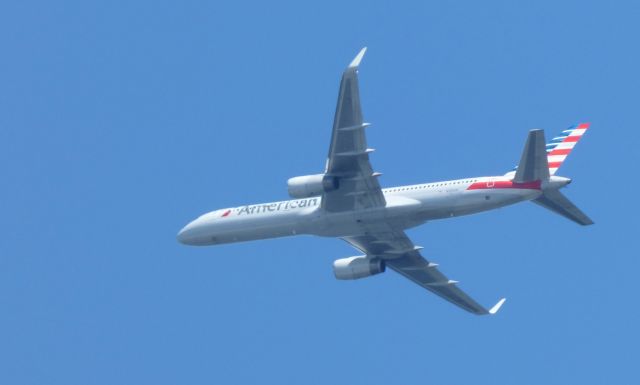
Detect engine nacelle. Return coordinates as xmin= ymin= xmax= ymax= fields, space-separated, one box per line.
xmin=333 ymin=256 xmax=386 ymax=280
xmin=287 ymin=174 xmax=338 ymax=199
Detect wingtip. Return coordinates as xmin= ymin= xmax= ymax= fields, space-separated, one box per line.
xmin=488 ymin=298 xmax=507 ymax=315
xmin=348 ymin=47 xmax=367 ymax=68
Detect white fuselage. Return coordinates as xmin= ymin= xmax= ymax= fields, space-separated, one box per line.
xmin=177 ymin=175 xmax=569 ymax=246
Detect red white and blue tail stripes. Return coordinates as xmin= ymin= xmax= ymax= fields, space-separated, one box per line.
xmin=546 ymin=122 xmax=590 ymax=175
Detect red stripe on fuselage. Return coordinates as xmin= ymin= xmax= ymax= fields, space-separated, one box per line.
xmin=467 ymin=180 xmax=541 ymax=190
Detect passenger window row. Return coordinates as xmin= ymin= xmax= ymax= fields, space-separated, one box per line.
xmin=384 ymin=180 xmax=479 ymax=193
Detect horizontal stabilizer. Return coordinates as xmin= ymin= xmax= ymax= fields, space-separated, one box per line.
xmin=532 ymin=189 xmax=594 ymax=226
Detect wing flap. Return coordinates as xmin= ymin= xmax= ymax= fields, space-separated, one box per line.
xmin=322 ymin=48 xmax=386 ymax=212
xmin=343 ymin=232 xmax=505 ymax=315
xmin=386 ymin=253 xmax=496 ymax=315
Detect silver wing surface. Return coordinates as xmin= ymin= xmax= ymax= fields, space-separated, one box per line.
xmin=322 ymin=48 xmax=386 ymax=212
xmin=326 ymin=50 xmax=504 ymax=315
xmin=343 ymin=231 xmax=506 ymax=315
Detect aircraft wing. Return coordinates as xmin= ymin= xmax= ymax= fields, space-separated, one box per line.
xmin=322 ymin=48 xmax=386 ymax=212
xmin=342 ymin=231 xmax=506 ymax=315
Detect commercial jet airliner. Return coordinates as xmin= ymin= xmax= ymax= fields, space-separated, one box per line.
xmin=177 ymin=48 xmax=593 ymax=315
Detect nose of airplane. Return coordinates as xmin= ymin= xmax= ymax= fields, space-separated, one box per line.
xmin=177 ymin=220 xmax=201 ymax=245
xmin=176 ymin=225 xmax=191 ymax=245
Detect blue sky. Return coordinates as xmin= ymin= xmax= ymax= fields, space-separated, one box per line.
xmin=1 ymin=1 xmax=639 ymax=384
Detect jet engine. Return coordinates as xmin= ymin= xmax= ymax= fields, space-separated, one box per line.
xmin=333 ymin=256 xmax=386 ymax=280
xmin=287 ymin=174 xmax=338 ymax=198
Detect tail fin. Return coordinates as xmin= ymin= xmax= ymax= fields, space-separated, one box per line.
xmin=513 ymin=129 xmax=550 ymax=183
xmin=532 ymin=189 xmax=594 ymax=226
xmin=509 ymin=124 xmax=594 ymax=225
xmin=546 ymin=123 xmax=590 ymax=175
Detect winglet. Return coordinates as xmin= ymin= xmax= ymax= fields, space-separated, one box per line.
xmin=348 ymin=47 xmax=367 ymax=68
xmin=488 ymin=298 xmax=507 ymax=315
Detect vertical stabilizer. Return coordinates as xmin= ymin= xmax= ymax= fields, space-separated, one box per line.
xmin=514 ymin=129 xmax=550 ymax=183
xmin=546 ymin=123 xmax=590 ymax=175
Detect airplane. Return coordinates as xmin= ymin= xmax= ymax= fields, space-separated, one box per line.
xmin=177 ymin=48 xmax=593 ymax=315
